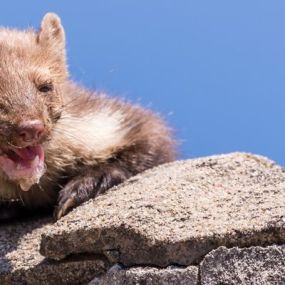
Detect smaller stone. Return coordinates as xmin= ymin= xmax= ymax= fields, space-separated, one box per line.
xmin=88 ymin=266 xmax=198 ymax=285
xmin=88 ymin=265 xmax=198 ymax=285
xmin=107 ymin=263 xmax=124 ymax=273
xmin=200 ymin=245 xmax=285 ymax=285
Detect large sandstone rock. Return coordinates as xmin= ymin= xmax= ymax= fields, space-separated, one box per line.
xmin=200 ymin=245 xmax=285 ymax=285
xmin=40 ymin=153 xmax=285 ymax=267
xmin=89 ymin=264 xmax=199 ymax=285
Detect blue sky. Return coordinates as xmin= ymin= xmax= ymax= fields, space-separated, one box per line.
xmin=1 ymin=1 xmax=285 ymax=165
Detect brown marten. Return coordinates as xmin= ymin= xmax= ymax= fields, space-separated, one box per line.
xmin=0 ymin=13 xmax=175 ymax=220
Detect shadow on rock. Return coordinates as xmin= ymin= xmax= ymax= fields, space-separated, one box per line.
xmin=0 ymin=207 xmax=52 ymax=284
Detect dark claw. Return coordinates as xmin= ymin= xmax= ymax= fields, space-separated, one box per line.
xmin=54 ymin=197 xmax=75 ymax=220
xmin=54 ymin=187 xmax=77 ymax=220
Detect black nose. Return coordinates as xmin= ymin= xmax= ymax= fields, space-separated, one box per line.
xmin=17 ymin=120 xmax=45 ymax=143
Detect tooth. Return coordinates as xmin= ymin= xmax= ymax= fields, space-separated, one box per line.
xmin=20 ymin=181 xmax=32 ymax=192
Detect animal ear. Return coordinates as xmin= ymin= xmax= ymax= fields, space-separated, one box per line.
xmin=38 ymin=13 xmax=65 ymax=53
xmin=37 ymin=13 xmax=68 ymax=80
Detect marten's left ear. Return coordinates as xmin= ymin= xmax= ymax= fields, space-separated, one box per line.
xmin=38 ymin=13 xmax=65 ymax=51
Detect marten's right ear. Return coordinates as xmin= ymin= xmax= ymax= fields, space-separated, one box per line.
xmin=37 ymin=13 xmax=65 ymax=56
xmin=37 ymin=13 xmax=67 ymax=80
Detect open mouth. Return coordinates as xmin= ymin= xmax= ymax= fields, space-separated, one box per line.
xmin=0 ymin=145 xmax=45 ymax=191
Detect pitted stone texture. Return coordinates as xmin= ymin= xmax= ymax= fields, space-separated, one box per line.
xmin=0 ymin=218 xmax=108 ymax=285
xmin=88 ymin=265 xmax=198 ymax=285
xmin=200 ymin=245 xmax=285 ymax=285
xmin=40 ymin=153 xmax=285 ymax=266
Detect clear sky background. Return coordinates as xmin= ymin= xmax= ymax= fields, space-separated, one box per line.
xmin=1 ymin=1 xmax=285 ymax=165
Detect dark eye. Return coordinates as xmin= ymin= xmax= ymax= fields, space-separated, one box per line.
xmin=38 ymin=83 xmax=53 ymax=93
xmin=0 ymin=103 xmax=8 ymax=114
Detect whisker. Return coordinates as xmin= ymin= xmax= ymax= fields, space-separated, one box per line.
xmin=17 ymin=191 xmax=25 ymax=206
xmin=37 ymin=183 xmax=45 ymax=192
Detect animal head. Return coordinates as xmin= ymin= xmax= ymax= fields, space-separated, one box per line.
xmin=0 ymin=13 xmax=67 ymax=190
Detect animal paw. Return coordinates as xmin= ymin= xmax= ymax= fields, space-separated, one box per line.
xmin=54 ymin=175 xmax=97 ymax=220
xmin=54 ymin=186 xmax=77 ymax=220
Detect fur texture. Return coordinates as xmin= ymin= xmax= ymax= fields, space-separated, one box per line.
xmin=0 ymin=13 xmax=176 ymax=220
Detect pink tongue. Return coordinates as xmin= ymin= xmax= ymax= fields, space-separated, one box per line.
xmin=14 ymin=145 xmax=44 ymax=161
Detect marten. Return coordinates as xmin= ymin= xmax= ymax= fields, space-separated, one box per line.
xmin=0 ymin=13 xmax=175 ymax=220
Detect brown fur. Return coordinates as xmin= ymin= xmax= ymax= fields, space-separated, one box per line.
xmin=0 ymin=13 xmax=175 ymax=220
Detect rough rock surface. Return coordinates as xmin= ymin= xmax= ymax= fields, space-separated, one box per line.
xmin=200 ymin=245 xmax=285 ymax=285
xmin=88 ymin=264 xmax=199 ymax=285
xmin=41 ymin=153 xmax=285 ymax=266
xmin=0 ymin=218 xmax=109 ymax=285
xmin=2 ymin=152 xmax=285 ymax=284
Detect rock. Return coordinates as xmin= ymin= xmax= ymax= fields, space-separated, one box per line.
xmin=88 ymin=264 xmax=199 ymax=285
xmin=2 ymin=152 xmax=285 ymax=284
xmin=40 ymin=153 xmax=285 ymax=266
xmin=200 ymin=245 xmax=285 ymax=285
xmin=0 ymin=218 xmax=109 ymax=285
